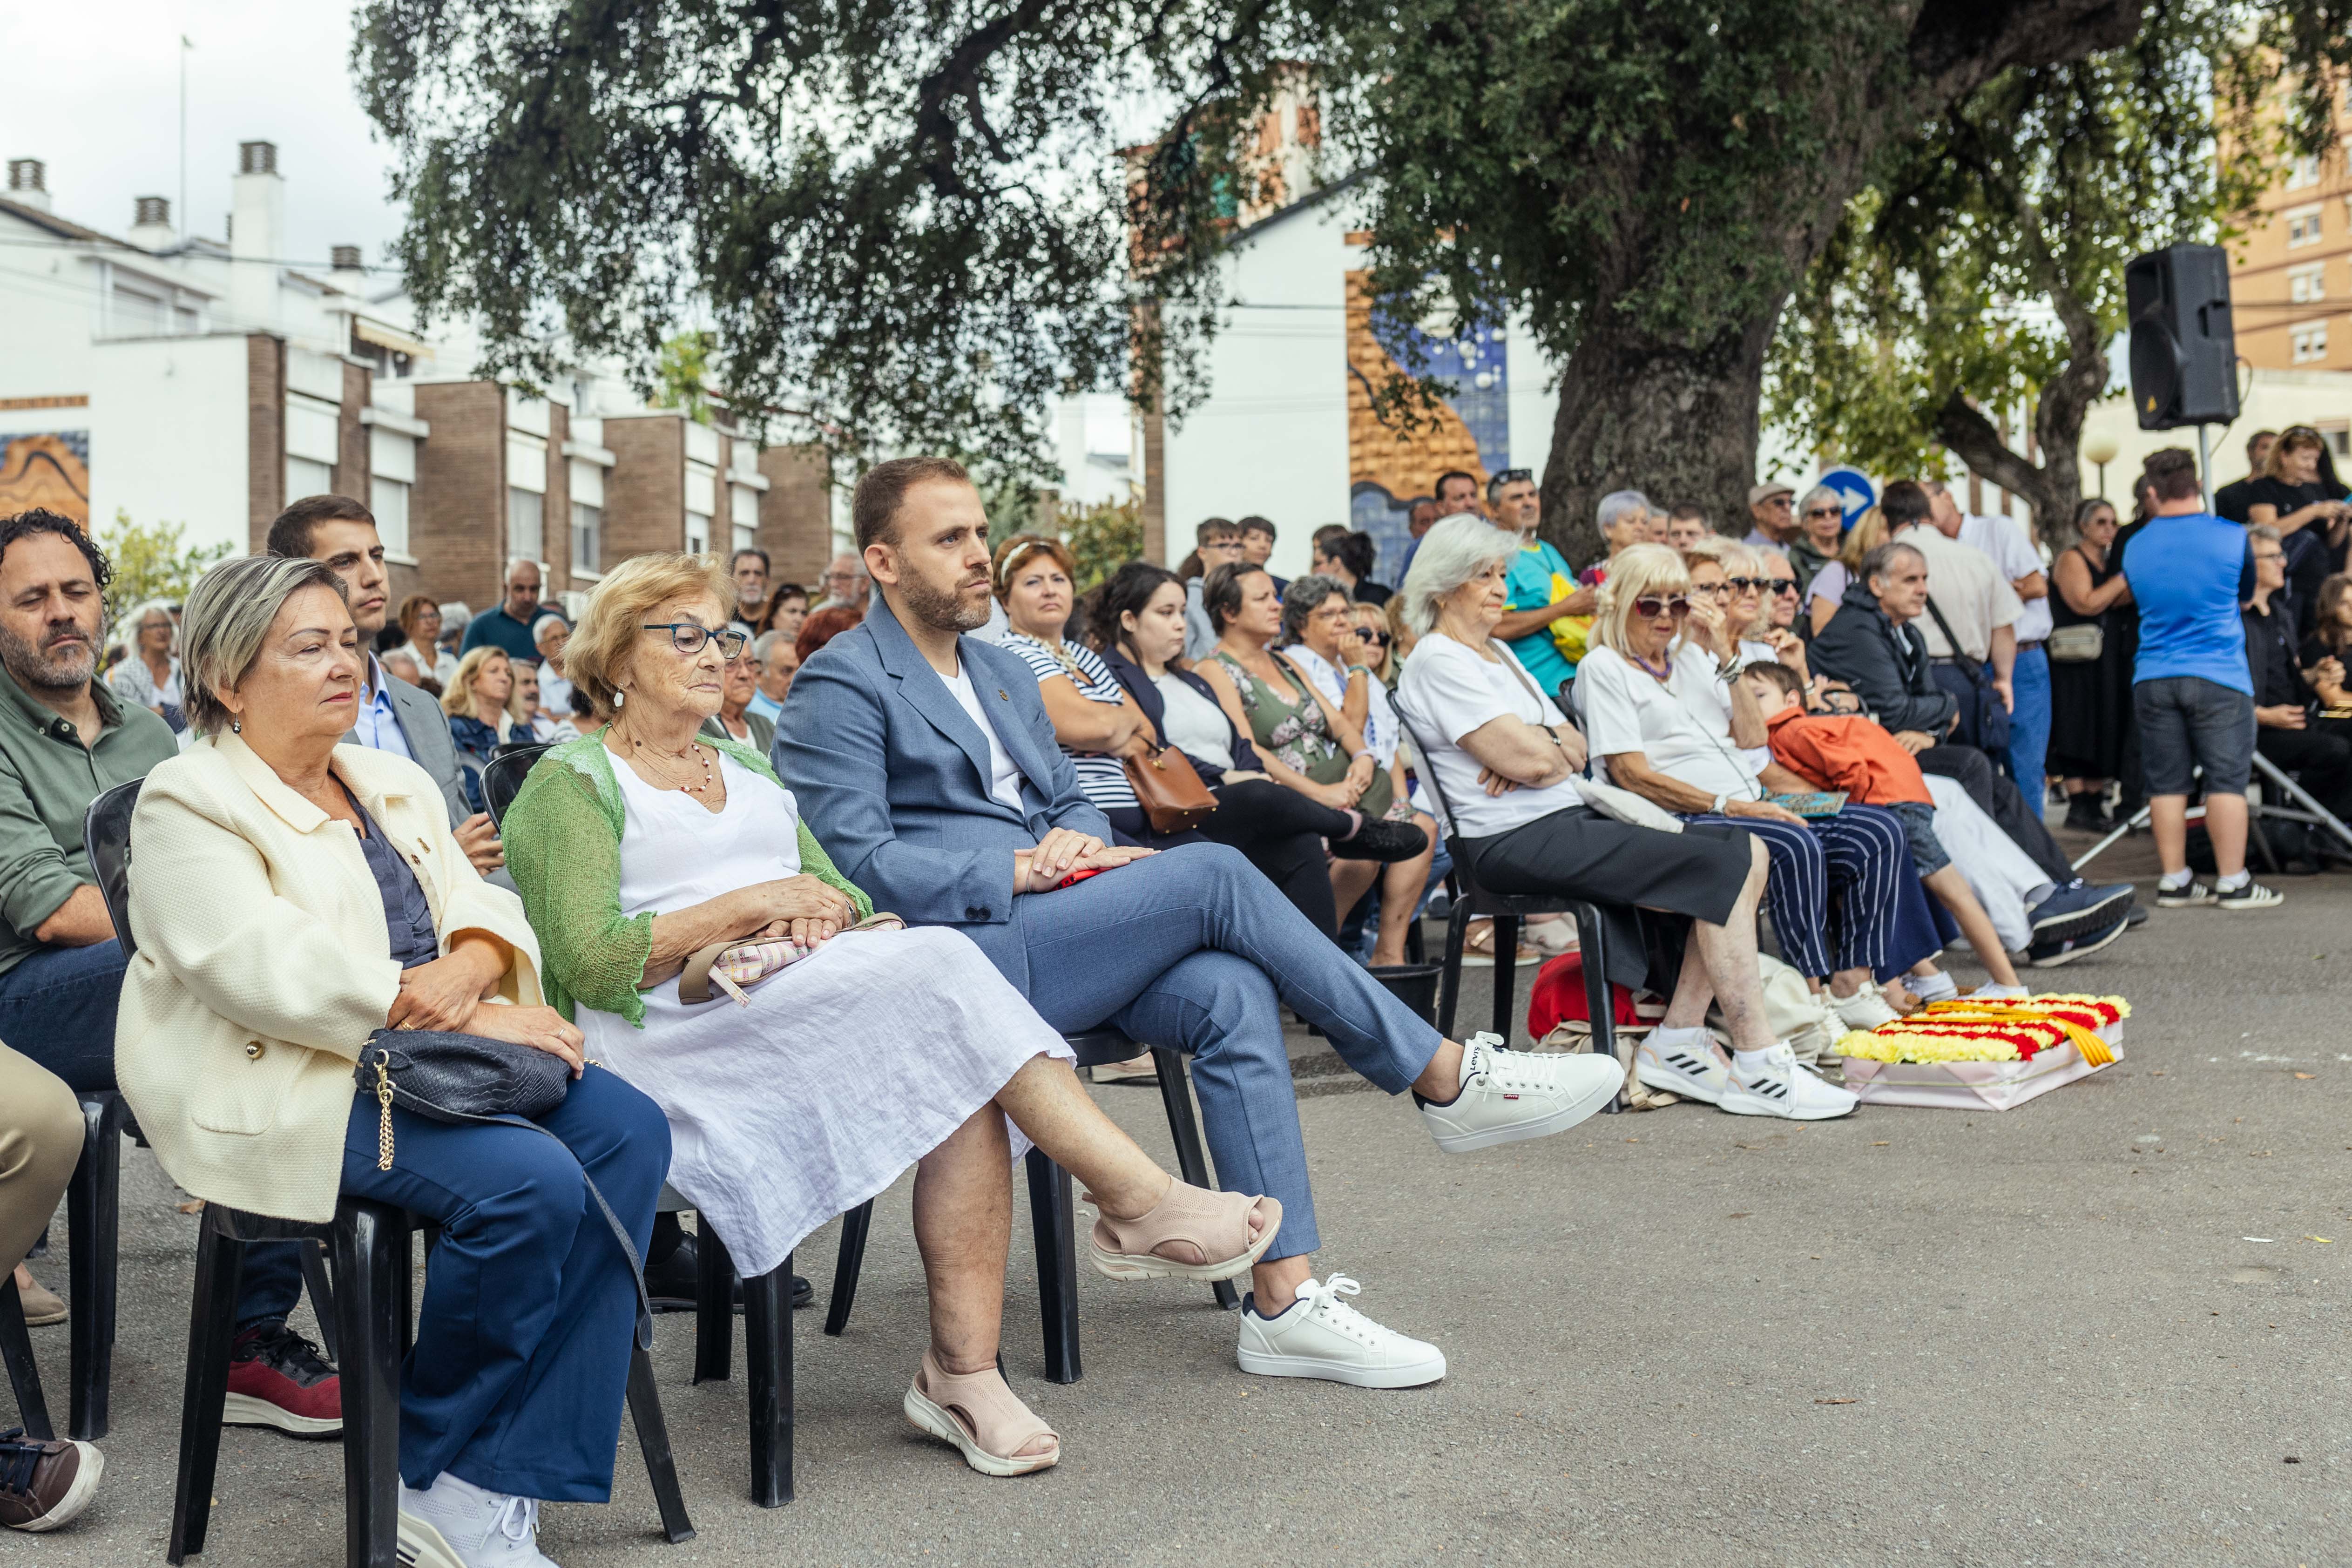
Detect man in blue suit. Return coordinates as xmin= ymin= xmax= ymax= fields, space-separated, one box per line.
xmin=775 ymin=456 xmax=1621 ymax=1390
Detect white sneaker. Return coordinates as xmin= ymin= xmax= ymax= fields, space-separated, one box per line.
xmin=1418 ymin=1032 xmax=1622 ymax=1152
xmin=1632 ymin=1027 xmax=1727 ymax=1105
xmin=1721 ymin=1042 xmax=1859 ymax=1121
xmin=1828 ymin=987 xmax=1901 ymax=1032
xmin=1236 ymin=1274 xmax=1446 ymax=1388
xmin=398 ymin=1474 xmax=557 ymax=1568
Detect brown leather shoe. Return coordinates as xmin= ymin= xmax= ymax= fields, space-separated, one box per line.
xmin=0 ymin=1429 xmax=104 ymax=1532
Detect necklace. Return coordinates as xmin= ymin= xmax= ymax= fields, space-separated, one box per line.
xmin=1630 ymin=649 xmax=1674 ymax=681
xmin=617 ymin=723 xmax=715 ymax=797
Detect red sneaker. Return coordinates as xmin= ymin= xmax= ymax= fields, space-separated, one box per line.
xmin=223 ymin=1323 xmax=342 ymax=1436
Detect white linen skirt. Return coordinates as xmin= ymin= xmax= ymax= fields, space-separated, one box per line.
xmin=579 ymin=924 xmax=1075 ymax=1277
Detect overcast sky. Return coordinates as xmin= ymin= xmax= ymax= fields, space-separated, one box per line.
xmin=2 ymin=0 xmax=404 ymax=270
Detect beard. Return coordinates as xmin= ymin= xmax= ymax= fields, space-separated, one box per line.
xmin=0 ymin=614 xmax=99 ymax=694
xmin=897 ymin=568 xmax=991 ymax=635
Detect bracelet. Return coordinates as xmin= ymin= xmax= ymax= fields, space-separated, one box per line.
xmin=1348 ymin=749 xmax=1374 ymax=763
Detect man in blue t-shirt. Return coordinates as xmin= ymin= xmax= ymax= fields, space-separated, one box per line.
xmin=2120 ymin=447 xmax=2279 ymax=911
xmin=1486 ymin=471 xmax=1594 ymax=704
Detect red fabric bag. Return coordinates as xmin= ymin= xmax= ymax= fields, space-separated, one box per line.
xmin=1526 ymin=952 xmax=1649 ymax=1039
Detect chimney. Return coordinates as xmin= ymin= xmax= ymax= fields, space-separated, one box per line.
xmin=230 ymin=141 xmax=284 ymax=328
xmin=329 ymin=244 xmax=367 ymax=293
xmin=6 ymin=159 xmax=49 ymax=213
xmin=130 ymin=195 xmax=176 ymax=249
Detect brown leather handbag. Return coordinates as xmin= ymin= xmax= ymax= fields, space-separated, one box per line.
xmin=1123 ymin=742 xmax=1217 ymax=832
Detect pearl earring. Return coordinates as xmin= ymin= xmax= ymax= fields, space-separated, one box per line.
xmin=231 ymin=718 xmax=241 ymax=734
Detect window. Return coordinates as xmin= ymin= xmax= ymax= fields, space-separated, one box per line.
xmin=2288 ymin=205 xmax=2325 ymax=247
xmin=570 ymin=502 xmax=602 ymax=576
xmin=732 ymin=522 xmax=757 ymax=555
xmin=370 ymin=477 xmax=411 ymax=555
xmin=2292 ymin=263 xmax=2327 ymax=304
xmin=508 ymin=487 xmax=544 ymax=564
xmin=2292 ymin=320 xmax=2330 ymax=364
xmin=685 ymin=510 xmax=710 ymax=556
xmin=2316 ymin=419 xmax=2351 ymax=458
xmin=286 ymin=457 xmax=333 ymax=501
xmin=2289 ymin=153 xmax=2323 ymax=190
xmin=110 ymin=284 xmax=165 ymax=336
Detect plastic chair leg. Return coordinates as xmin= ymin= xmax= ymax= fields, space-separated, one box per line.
xmin=0 ymin=1274 xmax=51 ymax=1440
xmin=1568 ymin=902 xmax=1622 ymax=1113
xmin=298 ymin=1240 xmax=339 ymax=1365
xmin=66 ymin=1092 xmax=121 ymax=1440
xmin=1489 ymin=914 xmax=1521 ymax=1042
xmin=625 ymin=1342 xmax=697 ymax=1541
xmin=333 ymin=1202 xmax=406 ymax=1568
xmin=693 ymin=1224 xmax=734 ymax=1385
xmin=168 ymin=1217 xmax=244 ymax=1564
xmin=1025 ymin=1149 xmax=1081 ymax=1385
xmin=823 ymin=1200 xmax=873 ymax=1338
xmin=1151 ymin=1049 xmax=1237 ymax=1312
xmin=1437 ymin=903 xmax=1469 ymax=1040
xmin=743 ymin=1257 xmax=794 ymax=1507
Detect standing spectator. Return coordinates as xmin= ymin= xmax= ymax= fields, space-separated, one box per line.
xmin=730 ymin=547 xmax=774 ymax=635
xmin=510 ymin=660 xmax=556 ymax=742
xmin=2244 ymin=425 xmax=2352 ymax=633
xmin=1744 ymin=481 xmax=1797 ymax=554
xmin=746 ymin=629 xmax=796 ymax=719
xmin=1882 ymin=480 xmax=2021 ymax=757
xmin=1578 ymin=491 xmax=1656 ymax=586
xmin=1238 ymin=515 xmax=1287 ymax=598
xmin=533 ymin=614 xmax=575 ymax=716
xmin=2244 ymin=526 xmax=2352 ymax=822
xmin=1664 ymin=502 xmax=1712 ymax=551
xmin=1394 ymin=498 xmax=1443 ymax=583
xmin=105 ymin=598 xmax=184 ymax=730
xmin=767 ymin=581 xmax=810 ymax=643
xmin=1491 ymin=475 xmax=1592 ymax=703
xmin=1931 ymin=482 xmax=2054 ymax=800
xmin=435 ymin=601 xmax=470 ymax=676
xmin=397 ymin=595 xmax=460 ymax=688
xmin=461 ymin=558 xmax=559 ymax=664
xmin=2122 ymin=447 xmax=2278 ymax=910
xmin=1785 ymin=486 xmax=1846 ymax=598
xmin=2213 ymin=429 xmax=2279 ymax=525
xmin=993 ymin=535 xmax=1147 ymax=828
xmin=271 ymin=498 xmax=502 ymax=874
xmin=1310 ymin=527 xmax=1392 ymax=608
xmin=1433 ymin=470 xmax=1483 ymax=519
xmin=1182 ymin=517 xmax=1247 ymax=661
xmin=0 ymin=510 xmax=330 ymax=1438
xmin=816 ymin=552 xmax=872 ymax=614
xmin=443 ymin=647 xmax=516 ymax=813
xmin=2049 ymin=498 xmax=2136 ymax=830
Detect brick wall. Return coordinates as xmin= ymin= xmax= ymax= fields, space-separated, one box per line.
xmin=602 ymin=414 xmax=686 ymax=568
xmin=410 ymin=380 xmax=507 ymax=610
xmin=757 ymin=443 xmax=832 ymax=590
xmin=244 ymin=334 xmax=286 ymax=552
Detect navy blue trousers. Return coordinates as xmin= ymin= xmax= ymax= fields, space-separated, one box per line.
xmin=1682 ymin=803 xmax=1943 ymax=982
xmin=338 ymin=1065 xmax=669 ymax=1500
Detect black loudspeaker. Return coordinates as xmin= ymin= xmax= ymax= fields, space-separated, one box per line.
xmin=2127 ymin=243 xmax=2239 ymax=429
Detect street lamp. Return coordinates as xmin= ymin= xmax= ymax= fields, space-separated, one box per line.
xmin=2082 ymin=430 xmax=2121 ymax=500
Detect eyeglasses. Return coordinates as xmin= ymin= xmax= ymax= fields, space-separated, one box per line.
xmin=642 ymin=623 xmax=749 ymax=659
xmin=1354 ymin=628 xmax=1392 ymax=646
xmin=1634 ymin=595 xmax=1691 ymax=619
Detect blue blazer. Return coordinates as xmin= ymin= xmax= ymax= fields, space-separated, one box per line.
xmin=771 ymin=595 xmax=1113 ymax=985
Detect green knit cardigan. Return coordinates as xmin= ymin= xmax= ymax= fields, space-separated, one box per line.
xmin=502 ymin=728 xmax=873 ymax=1027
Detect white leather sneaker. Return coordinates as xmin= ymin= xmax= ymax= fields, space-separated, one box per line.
xmin=1632 ymin=1027 xmax=1728 ymax=1105
xmin=1720 ymin=1042 xmax=1859 ymax=1121
xmin=1828 ymin=987 xmax=1901 ymax=1032
xmin=1236 ymin=1274 xmax=1446 ymax=1388
xmin=1418 ymin=1032 xmax=1622 ymax=1152
xmin=397 ymin=1473 xmax=557 ymax=1568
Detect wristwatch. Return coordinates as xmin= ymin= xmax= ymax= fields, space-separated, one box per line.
xmin=1711 ymin=792 xmax=1729 ymax=814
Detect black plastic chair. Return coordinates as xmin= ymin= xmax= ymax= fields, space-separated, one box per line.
xmin=0 ymin=1088 xmax=124 ymax=1444
xmin=481 ymin=742 xmax=555 ymax=827
xmin=84 ymin=777 xmax=694 ymax=1564
xmin=1393 ymin=708 xmax=1620 ymax=1079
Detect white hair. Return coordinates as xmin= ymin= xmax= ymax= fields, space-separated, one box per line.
xmin=1595 ymin=489 xmax=1654 ymax=534
xmin=1398 ymin=514 xmax=1524 ymax=635
xmin=1797 ymin=483 xmax=1844 ymax=520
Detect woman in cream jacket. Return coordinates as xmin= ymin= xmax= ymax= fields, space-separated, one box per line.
xmin=115 ymin=554 xmax=669 ymax=1568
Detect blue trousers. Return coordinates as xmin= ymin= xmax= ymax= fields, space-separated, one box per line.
xmin=0 ymin=939 xmax=305 ymax=1331
xmin=1683 ymin=804 xmax=1941 ymax=982
xmin=338 ymin=1066 xmax=669 ymax=1500
xmin=1008 ymin=842 xmax=1442 ymax=1261
xmin=2006 ymin=644 xmax=2052 ymax=800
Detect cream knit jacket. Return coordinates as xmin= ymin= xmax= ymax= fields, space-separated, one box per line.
xmin=115 ymin=735 xmax=544 ymax=1223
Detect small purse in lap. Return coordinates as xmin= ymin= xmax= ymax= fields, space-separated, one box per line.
xmin=678 ymin=912 xmax=908 ymax=1005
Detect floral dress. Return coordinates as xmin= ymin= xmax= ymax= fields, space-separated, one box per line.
xmin=1211 ymin=651 xmax=1403 ymax=819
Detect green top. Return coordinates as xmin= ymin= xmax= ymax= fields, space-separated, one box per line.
xmin=0 ymin=668 xmax=177 ymax=976
xmin=501 ymin=726 xmax=872 ymax=1027
xmin=1210 ymin=651 xmax=1395 ymax=818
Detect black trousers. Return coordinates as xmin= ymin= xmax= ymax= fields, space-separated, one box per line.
xmin=1108 ymin=778 xmax=1350 ymax=938
xmin=1917 ymin=743 xmax=2074 ymax=886
xmin=2259 ymin=723 xmax=2352 ymax=822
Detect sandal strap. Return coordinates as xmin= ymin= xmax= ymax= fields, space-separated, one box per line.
xmin=1087 ymin=1180 xmax=1260 ymax=1268
xmin=919 ymin=1350 xmax=1056 ymax=1458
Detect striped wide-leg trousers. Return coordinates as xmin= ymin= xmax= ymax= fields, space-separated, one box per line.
xmin=1680 ymin=803 xmax=1935 ymax=980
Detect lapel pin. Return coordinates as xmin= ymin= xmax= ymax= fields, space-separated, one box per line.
xmin=998 ymin=689 xmax=1009 ymax=700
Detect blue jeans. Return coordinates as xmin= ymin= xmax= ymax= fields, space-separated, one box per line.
xmin=338 ymin=1067 xmax=670 ymax=1500
xmin=0 ymin=940 xmax=305 ymax=1331
xmin=2006 ymin=644 xmax=2052 ymax=800
xmin=1006 ymin=842 xmax=1442 ymax=1261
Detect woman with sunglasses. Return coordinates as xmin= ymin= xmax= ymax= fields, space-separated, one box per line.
xmin=1785 ymin=485 xmax=1847 ymax=598
xmin=1576 ymin=544 xmax=1949 ymax=1035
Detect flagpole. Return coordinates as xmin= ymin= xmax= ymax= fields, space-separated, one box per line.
xmin=178 ymin=36 xmax=191 ymax=234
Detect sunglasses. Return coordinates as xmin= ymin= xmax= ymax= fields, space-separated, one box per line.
xmin=1803 ymin=507 xmax=1842 ymax=520
xmin=1354 ymin=628 xmax=1392 ymax=646
xmin=1724 ymin=576 xmax=1767 ymax=591
xmin=1634 ymin=595 xmax=1691 ymax=620
xmin=1487 ymin=468 xmax=1533 ymax=487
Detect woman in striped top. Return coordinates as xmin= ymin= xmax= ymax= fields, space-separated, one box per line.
xmin=992 ymin=534 xmax=1148 ymax=829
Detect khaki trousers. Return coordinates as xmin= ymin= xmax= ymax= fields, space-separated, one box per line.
xmin=0 ymin=1038 xmax=82 ymax=1274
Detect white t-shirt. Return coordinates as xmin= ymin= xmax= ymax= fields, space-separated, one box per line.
xmin=1809 ymin=560 xmax=1852 ymax=616
xmin=1892 ymin=523 xmax=2022 ymax=660
xmin=1573 ymin=642 xmax=1760 ymax=803
xmin=1153 ymin=675 xmax=1235 ymax=771
xmin=1394 ymin=634 xmax=1587 ymax=840
xmin=939 ymin=662 xmax=1026 ymax=813
xmin=1958 ymin=512 xmax=2052 ymax=643
xmin=1282 ymin=643 xmax=1402 ymax=766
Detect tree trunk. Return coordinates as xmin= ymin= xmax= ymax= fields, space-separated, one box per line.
xmin=1539 ymin=300 xmax=1782 ymax=567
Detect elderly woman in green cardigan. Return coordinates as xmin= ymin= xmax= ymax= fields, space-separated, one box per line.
xmin=500 ymin=554 xmax=1276 ymax=1478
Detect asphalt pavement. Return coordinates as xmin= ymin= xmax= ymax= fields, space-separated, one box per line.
xmin=12 ymin=822 xmax=2351 ymax=1566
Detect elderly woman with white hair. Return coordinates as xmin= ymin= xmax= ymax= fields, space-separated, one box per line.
xmin=1393 ymin=515 xmax=1857 ymax=1121
xmin=106 ymin=597 xmax=185 ymax=730
xmin=1786 ymin=484 xmax=1848 ymax=598
xmin=1575 ymin=542 xmax=1951 ymax=1036
xmin=1578 ymin=489 xmax=1660 ymax=588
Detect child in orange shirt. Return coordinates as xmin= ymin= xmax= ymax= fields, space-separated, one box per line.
xmin=1742 ymin=662 xmax=2027 ymax=997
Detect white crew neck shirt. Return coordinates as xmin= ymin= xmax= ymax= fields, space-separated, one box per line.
xmin=938 ymin=660 xmax=1026 ymax=813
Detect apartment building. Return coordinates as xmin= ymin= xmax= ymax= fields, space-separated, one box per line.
xmin=2230 ymin=81 xmax=2352 ymax=382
